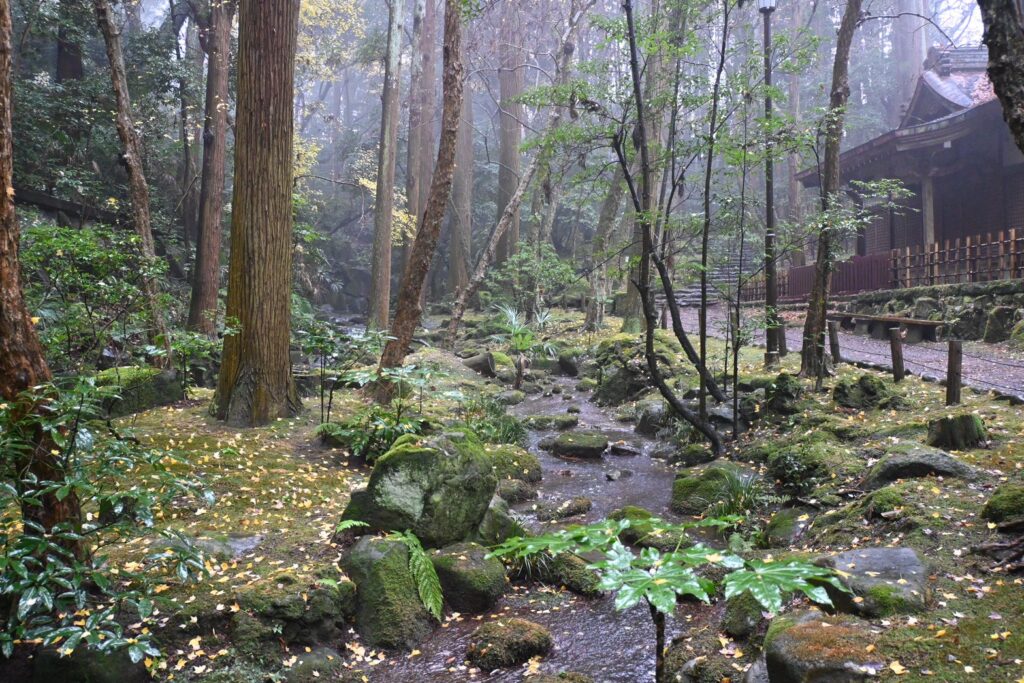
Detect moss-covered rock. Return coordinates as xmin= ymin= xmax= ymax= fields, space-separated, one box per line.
xmin=608 ymin=505 xmax=690 ymax=550
xmin=340 ymin=433 xmax=497 ymax=548
xmin=550 ymin=431 xmax=608 ymax=459
xmin=94 ymin=366 xmax=184 ymax=417
xmin=1011 ymin=319 xmax=1024 ymax=350
xmin=761 ymin=508 xmax=809 ymax=548
xmin=766 ymin=372 xmax=803 ymax=415
xmin=766 ymin=437 xmax=848 ymax=496
xmin=764 ymin=610 xmax=882 ymax=682
xmin=340 ymin=536 xmax=434 ymax=650
xmin=983 ymin=305 xmax=1018 ymax=343
xmin=482 ymin=443 xmax=542 ymax=483
xmin=592 ymin=331 xmax=687 ymax=405
xmin=524 ymin=414 xmax=580 ymax=430
xmin=496 ymin=478 xmax=538 ymax=503
xmin=816 ymin=547 xmax=929 ymax=617
xmin=466 ymin=618 xmax=553 ymax=671
xmin=860 ymin=441 xmax=979 ymax=490
xmin=530 ymin=553 xmax=602 ymax=596
xmin=833 ymin=374 xmax=904 ymax=410
xmin=723 ymin=590 xmax=765 ymax=639
xmin=431 ymin=542 xmax=506 ymax=613
xmin=981 ymin=482 xmax=1024 ymax=523
xmin=671 ymin=462 xmax=753 ymax=515
xmin=926 ymin=413 xmax=988 ymax=450
xmin=537 ymin=496 xmax=592 ymax=521
xmin=474 ymin=495 xmax=527 ymax=546
xmin=282 ymin=647 xmax=349 ymax=683
xmin=202 ymin=662 xmax=274 ymax=683
xmin=527 ymin=673 xmax=593 ymax=683
xmin=30 ymin=646 xmax=148 ymax=683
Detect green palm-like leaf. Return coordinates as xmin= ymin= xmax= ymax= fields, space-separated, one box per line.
xmin=722 ymin=559 xmax=847 ymax=614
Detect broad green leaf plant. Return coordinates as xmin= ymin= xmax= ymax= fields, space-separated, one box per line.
xmin=488 ymin=517 xmax=847 ymax=683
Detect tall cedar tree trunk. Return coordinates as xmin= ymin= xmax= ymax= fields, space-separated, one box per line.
xmin=175 ymin=15 xmax=202 ymax=251
xmin=367 ymin=0 xmax=405 ymax=330
xmin=494 ymin=3 xmax=523 ymax=264
xmin=0 ymin=0 xmax=83 ymax=558
xmin=786 ymin=0 xmax=804 ymax=263
xmin=375 ymin=0 xmax=464 ymax=390
xmin=449 ymin=89 xmax=473 ymax=294
xmin=979 ymin=0 xmax=1024 ymax=153
xmin=799 ymin=0 xmax=862 ymax=379
xmin=95 ymin=0 xmax=174 ymax=365
xmin=619 ymin=0 xmax=721 ymax=455
xmin=444 ymin=3 xmax=594 ymax=347
xmin=214 ymin=0 xmax=301 ymax=426
xmin=584 ymin=173 xmax=625 ymax=330
xmin=186 ymin=0 xmax=235 ymax=335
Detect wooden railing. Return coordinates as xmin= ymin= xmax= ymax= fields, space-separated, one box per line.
xmin=740 ymin=229 xmax=1024 ymax=303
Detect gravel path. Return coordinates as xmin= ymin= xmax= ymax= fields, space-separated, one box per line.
xmin=676 ymin=304 xmax=1024 ymax=403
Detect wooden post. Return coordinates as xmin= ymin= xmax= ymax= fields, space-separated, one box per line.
xmin=828 ymin=320 xmax=841 ymax=365
xmin=888 ymin=327 xmax=905 ymax=382
xmin=946 ymin=339 xmax=962 ymax=406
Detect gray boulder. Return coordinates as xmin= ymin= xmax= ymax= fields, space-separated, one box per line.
xmin=765 ymin=609 xmax=883 ymax=682
xmin=816 ymin=547 xmax=929 ymax=617
xmin=860 ymin=441 xmax=978 ymax=490
xmin=550 ymin=431 xmax=608 ymax=459
xmin=431 ymin=542 xmax=506 ymax=613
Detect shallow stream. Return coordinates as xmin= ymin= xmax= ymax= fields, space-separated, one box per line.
xmin=364 ymin=377 xmax=694 ymax=682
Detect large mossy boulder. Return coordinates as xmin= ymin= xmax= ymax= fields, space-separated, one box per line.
xmin=926 ymin=413 xmax=988 ymax=450
xmin=340 ymin=433 xmax=497 ymax=548
xmin=431 ymin=542 xmax=506 ymax=613
xmin=817 ymin=547 xmax=928 ymax=617
xmin=592 ymin=331 xmax=686 ymax=405
xmin=860 ymin=441 xmax=979 ymax=490
xmin=766 ymin=372 xmax=803 ymax=415
xmin=765 ymin=437 xmax=848 ymax=496
xmin=764 ymin=610 xmax=882 ymax=681
xmin=1012 ymin=319 xmax=1024 ymax=349
xmin=722 ymin=590 xmax=765 ymax=640
xmin=95 ymin=366 xmax=184 ymax=417
xmin=518 ymin=552 xmax=601 ymax=596
xmin=474 ymin=495 xmax=527 ymax=546
xmin=981 ymin=482 xmax=1024 ymax=523
xmin=340 ymin=536 xmax=434 ymax=650
xmin=233 ymin=570 xmax=356 ymax=648
xmin=833 ymin=374 xmax=904 ymax=410
xmin=550 ymin=431 xmax=608 ymax=459
xmin=466 ymin=618 xmax=553 ymax=671
xmin=671 ymin=462 xmax=753 ymax=515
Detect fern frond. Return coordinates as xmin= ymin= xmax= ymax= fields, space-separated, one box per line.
xmin=391 ymin=531 xmax=444 ymax=621
xmin=335 ymin=519 xmax=370 ymax=533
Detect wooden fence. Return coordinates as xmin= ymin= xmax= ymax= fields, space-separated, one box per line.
xmin=741 ymin=230 xmax=1024 ymax=302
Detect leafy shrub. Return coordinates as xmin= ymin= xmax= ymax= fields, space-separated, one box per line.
xmin=0 ymin=380 xmax=211 ymax=662
xmin=459 ymin=396 xmax=526 ymax=445
xmin=316 ymin=404 xmax=430 ymax=463
xmin=480 ymin=244 xmax=576 ymax=313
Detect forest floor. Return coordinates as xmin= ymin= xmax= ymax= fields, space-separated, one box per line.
xmin=27 ymin=309 xmax=1024 ymax=682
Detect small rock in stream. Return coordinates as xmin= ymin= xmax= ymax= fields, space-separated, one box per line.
xmin=609 ymin=441 xmax=641 ymax=456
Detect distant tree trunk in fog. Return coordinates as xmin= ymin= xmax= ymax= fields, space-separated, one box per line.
xmin=187 ymin=0 xmax=235 ymax=336
xmin=584 ymin=173 xmax=625 ymax=330
xmin=375 ymin=0 xmax=463 ymax=394
xmin=405 ymin=0 xmax=437 ymax=276
xmin=979 ymin=0 xmax=1024 ymax=153
xmin=449 ymin=89 xmax=473 ymax=295
xmin=368 ymin=0 xmax=405 ymax=330
xmin=787 ymin=0 xmax=805 ymax=264
xmin=800 ymin=0 xmax=862 ymax=382
xmin=56 ymin=0 xmax=85 ymax=83
xmin=891 ymin=0 xmax=928 ymax=127
xmin=495 ymin=3 xmax=523 ymax=264
xmin=175 ymin=14 xmax=202 ymax=255
xmin=94 ymin=0 xmax=173 ymax=366
xmin=214 ymin=0 xmax=301 ymax=426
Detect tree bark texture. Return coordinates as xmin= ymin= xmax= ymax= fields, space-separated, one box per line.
xmin=979 ymin=0 xmax=1024 ymax=153
xmin=0 ymin=0 xmax=83 ymax=556
xmin=495 ymin=3 xmax=524 ymax=264
xmin=449 ymin=88 xmax=473 ymax=295
xmin=800 ymin=0 xmax=862 ymax=378
xmin=186 ymin=0 xmax=235 ymax=336
xmin=367 ymin=0 xmax=405 ymax=330
xmin=376 ymin=0 xmax=463 ymax=384
xmin=94 ymin=0 xmax=173 ymax=365
xmin=584 ymin=174 xmax=624 ymax=330
xmin=214 ymin=0 xmax=301 ymax=426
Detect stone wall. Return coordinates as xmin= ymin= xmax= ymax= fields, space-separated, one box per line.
xmin=838 ymin=279 xmax=1024 ymax=342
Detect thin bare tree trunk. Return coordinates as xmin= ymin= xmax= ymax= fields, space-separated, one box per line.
xmin=405 ymin=0 xmax=428 ymax=277
xmin=800 ymin=0 xmax=862 ymax=380
xmin=214 ymin=0 xmax=301 ymax=426
xmin=94 ymin=0 xmax=173 ymax=366
xmin=495 ymin=3 xmax=523 ymax=264
xmin=584 ymin=173 xmax=625 ymax=330
xmin=449 ymin=88 xmax=473 ymax=295
xmin=375 ymin=0 xmax=464 ymax=391
xmin=0 ymin=0 xmax=83 ymax=558
xmin=186 ymin=0 xmax=235 ymax=336
xmin=367 ymin=0 xmax=405 ymax=330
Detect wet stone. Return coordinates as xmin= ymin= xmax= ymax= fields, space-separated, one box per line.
xmin=816 ymin=547 xmax=929 ymax=617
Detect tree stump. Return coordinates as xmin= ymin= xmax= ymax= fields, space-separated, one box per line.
xmin=927 ymin=413 xmax=988 ymax=450
xmin=463 ymin=352 xmax=497 ymax=378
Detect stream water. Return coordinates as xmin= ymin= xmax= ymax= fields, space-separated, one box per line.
xmin=364 ymin=377 xmax=696 ymax=682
